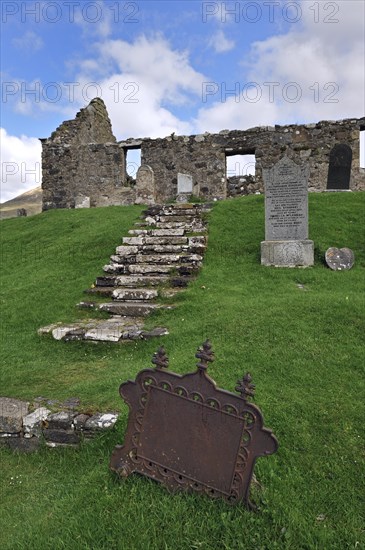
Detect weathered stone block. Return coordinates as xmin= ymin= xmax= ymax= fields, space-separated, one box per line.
xmin=115 ymin=245 xmax=139 ymax=255
xmin=111 ymin=288 xmax=158 ymax=301
xmin=23 ymin=407 xmax=51 ymax=437
xmin=84 ymin=413 xmax=118 ymax=431
xmin=73 ymin=414 xmax=91 ymax=430
xmin=261 ymin=240 xmax=314 ymax=267
xmin=46 ymin=411 xmax=75 ymax=430
xmin=0 ymin=397 xmax=29 ymax=433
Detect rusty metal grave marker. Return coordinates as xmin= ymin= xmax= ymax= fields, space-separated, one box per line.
xmin=110 ymin=341 xmax=278 ymax=507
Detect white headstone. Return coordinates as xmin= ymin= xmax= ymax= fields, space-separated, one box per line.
xmin=75 ymin=195 xmax=90 ymax=208
xmin=177 ymin=173 xmax=193 ymax=194
xmin=135 ymin=165 xmax=155 ymax=205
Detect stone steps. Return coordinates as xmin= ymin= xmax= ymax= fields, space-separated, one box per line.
xmin=39 ymin=202 xmax=211 ymax=343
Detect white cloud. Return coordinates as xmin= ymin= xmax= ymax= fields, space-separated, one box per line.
xmin=0 ymin=129 xmax=42 ymax=203
xmin=70 ymin=34 xmax=208 ymax=138
xmin=208 ymin=30 xmax=235 ymax=53
xmin=12 ymin=31 xmax=44 ymax=53
xmin=195 ymin=0 xmax=365 ymax=132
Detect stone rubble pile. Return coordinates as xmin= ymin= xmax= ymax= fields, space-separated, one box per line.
xmin=0 ymin=396 xmax=118 ymax=452
xmin=39 ymin=203 xmax=210 ymax=343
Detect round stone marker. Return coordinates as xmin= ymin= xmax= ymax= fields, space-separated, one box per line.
xmin=325 ymin=247 xmax=355 ymax=271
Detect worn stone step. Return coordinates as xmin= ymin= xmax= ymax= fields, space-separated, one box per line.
xmin=103 ymin=263 xmax=128 ymax=274
xmin=96 ymin=275 xmax=169 ymax=287
xmin=154 ymin=223 xmax=206 ymax=232
xmin=137 ymin=244 xmax=206 ymax=254
xmin=122 ymin=236 xmax=146 ymax=246
xmin=139 ymin=244 xmax=186 ymax=254
xmin=145 ymin=207 xmax=204 ymax=217
xmin=110 ymin=253 xmax=203 ymax=266
xmin=135 ymin=254 xmax=203 ymax=264
xmin=99 ymin=302 xmax=171 ymax=317
xmin=110 ymin=254 xmax=137 ymax=265
xmin=110 ymin=288 xmax=158 ymax=301
xmin=128 ymin=229 xmax=149 ymax=236
xmin=127 ymin=228 xmax=189 ymax=237
xmin=127 ymin=264 xmax=174 ymax=275
xmin=128 ymin=264 xmax=199 ymax=276
xmin=150 ymin=229 xmax=185 ymax=237
xmin=157 ymin=215 xmax=202 ymax=223
xmin=39 ymin=318 xmax=168 ymax=342
xmin=144 ymin=236 xmax=188 ymax=245
xmin=115 ymin=245 xmax=139 ymax=255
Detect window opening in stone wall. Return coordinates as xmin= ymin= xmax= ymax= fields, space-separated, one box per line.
xmin=360 ymin=129 xmax=365 ymax=169
xmin=226 ymin=153 xmax=256 ymax=196
xmin=126 ymin=148 xmax=141 ymax=184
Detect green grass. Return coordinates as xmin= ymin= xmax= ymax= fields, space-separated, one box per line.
xmin=0 ymin=194 xmax=364 ymax=549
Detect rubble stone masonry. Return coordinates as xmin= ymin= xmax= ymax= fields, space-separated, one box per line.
xmin=41 ymin=98 xmax=364 ymax=210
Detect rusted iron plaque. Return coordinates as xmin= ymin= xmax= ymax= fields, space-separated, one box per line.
xmin=110 ymin=341 xmax=278 ymax=506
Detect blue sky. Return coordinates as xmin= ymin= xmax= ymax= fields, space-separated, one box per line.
xmin=1 ymin=0 xmax=364 ymax=201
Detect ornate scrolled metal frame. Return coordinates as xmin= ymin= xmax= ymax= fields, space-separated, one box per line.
xmin=110 ymin=341 xmax=278 ymax=507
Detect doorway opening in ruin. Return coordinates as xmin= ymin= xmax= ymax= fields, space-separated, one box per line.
xmin=225 ymin=151 xmax=256 ymax=196
xmin=125 ymin=148 xmax=141 ymax=184
xmin=360 ymin=128 xmax=365 ymax=168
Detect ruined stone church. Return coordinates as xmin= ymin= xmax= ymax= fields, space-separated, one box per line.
xmin=40 ymin=98 xmax=364 ymax=210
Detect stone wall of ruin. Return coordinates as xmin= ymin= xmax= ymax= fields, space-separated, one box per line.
xmin=124 ymin=118 xmax=364 ymax=202
xmin=41 ymin=98 xmax=134 ymax=210
xmin=41 ymin=97 xmax=364 ymax=210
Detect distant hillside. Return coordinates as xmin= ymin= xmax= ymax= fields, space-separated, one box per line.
xmin=0 ymin=186 xmax=42 ymax=219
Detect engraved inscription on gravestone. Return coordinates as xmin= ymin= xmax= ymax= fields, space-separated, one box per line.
xmin=261 ymin=156 xmax=314 ymax=267
xmin=264 ymin=157 xmax=309 ymax=241
xmin=327 ymin=144 xmax=352 ymax=190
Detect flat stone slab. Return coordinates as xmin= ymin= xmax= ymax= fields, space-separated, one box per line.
xmin=0 ymin=397 xmax=29 ymax=433
xmin=325 ymin=247 xmax=355 ymax=270
xmin=96 ymin=275 xmax=169 ymax=287
xmin=115 ymin=245 xmax=139 ymax=255
xmin=84 ymin=318 xmax=145 ymax=342
xmin=99 ymin=302 xmax=164 ymax=317
xmin=151 ymin=229 xmax=185 ymax=237
xmin=144 ymin=236 xmax=188 ymax=245
xmin=111 ymin=288 xmax=158 ymax=301
xmin=128 ymin=264 xmax=174 ymax=275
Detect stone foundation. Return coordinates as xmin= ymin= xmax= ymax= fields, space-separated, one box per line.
xmin=0 ymin=396 xmax=119 ymax=452
xmin=261 ymin=240 xmax=314 ymax=267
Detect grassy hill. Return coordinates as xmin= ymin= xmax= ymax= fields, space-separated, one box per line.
xmin=0 ymin=194 xmax=364 ymax=549
xmin=0 ymin=186 xmax=42 ymax=219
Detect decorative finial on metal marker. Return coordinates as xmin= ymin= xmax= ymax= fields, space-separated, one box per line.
xmin=235 ymin=373 xmax=256 ymax=402
xmin=152 ymin=346 xmax=169 ymax=369
xmin=195 ymin=339 xmax=215 ymax=371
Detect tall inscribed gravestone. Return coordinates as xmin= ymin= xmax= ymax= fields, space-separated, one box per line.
xmin=261 ymin=157 xmax=314 ymax=267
